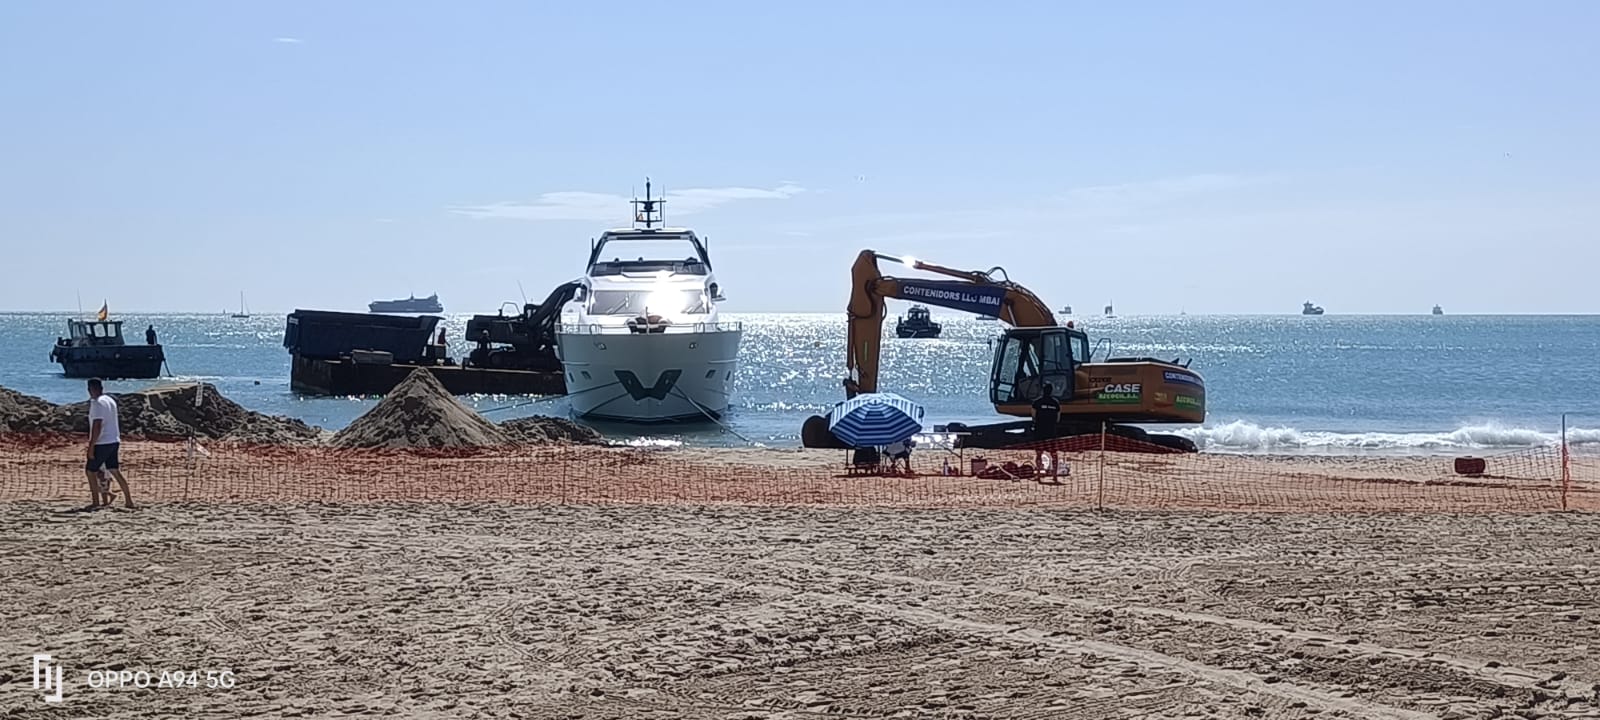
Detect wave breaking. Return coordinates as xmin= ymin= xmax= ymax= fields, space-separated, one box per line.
xmin=1176 ymin=420 xmax=1599 ymax=453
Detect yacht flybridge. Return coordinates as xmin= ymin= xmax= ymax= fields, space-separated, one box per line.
xmin=556 ymin=181 xmax=743 ymax=422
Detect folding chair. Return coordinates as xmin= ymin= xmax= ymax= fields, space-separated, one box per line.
xmin=846 ymin=447 xmax=883 ymax=476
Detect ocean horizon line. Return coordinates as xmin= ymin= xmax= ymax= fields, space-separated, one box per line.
xmin=4 ymin=309 xmax=1599 ymax=318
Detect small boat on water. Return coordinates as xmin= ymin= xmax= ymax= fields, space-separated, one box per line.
xmin=1059 ymin=305 xmax=1073 ymax=315
xmin=1103 ymin=303 xmax=1115 ymax=318
xmin=50 ymin=309 xmax=164 ymax=379
xmin=1432 ymin=305 xmax=1444 ymax=315
xmin=895 ymin=305 xmax=942 ymax=338
xmin=370 ymin=293 xmax=444 ymax=314
xmin=1302 ymin=301 xmax=1325 ymax=315
xmin=231 ymin=291 xmax=251 ymax=319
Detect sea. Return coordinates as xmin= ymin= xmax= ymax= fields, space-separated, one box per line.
xmin=5 ymin=312 xmax=1597 ymax=454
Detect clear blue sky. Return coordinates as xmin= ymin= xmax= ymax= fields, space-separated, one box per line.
xmin=2 ymin=1 xmax=1595 ymax=314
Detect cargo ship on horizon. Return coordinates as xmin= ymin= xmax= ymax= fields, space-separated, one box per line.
xmin=369 ymin=293 xmax=443 ymax=314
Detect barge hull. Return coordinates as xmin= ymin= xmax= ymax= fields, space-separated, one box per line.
xmin=290 ymin=354 xmax=566 ymax=396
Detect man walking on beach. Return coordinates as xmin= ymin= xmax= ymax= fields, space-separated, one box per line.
xmin=1032 ymin=382 xmax=1060 ymax=441
xmin=85 ymin=378 xmax=133 ymax=509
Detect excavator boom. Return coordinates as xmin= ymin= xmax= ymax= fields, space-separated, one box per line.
xmin=846 ymin=250 xmax=1056 ymax=393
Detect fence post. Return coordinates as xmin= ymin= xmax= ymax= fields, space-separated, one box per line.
xmin=1561 ymin=413 xmax=1570 ymax=511
xmin=1097 ymin=421 xmax=1107 ymax=511
xmin=182 ymin=435 xmax=194 ymax=502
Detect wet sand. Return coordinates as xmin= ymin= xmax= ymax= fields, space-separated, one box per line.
xmin=4 ymin=502 xmax=1599 ymax=719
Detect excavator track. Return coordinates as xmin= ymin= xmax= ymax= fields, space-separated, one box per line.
xmin=938 ymin=420 xmax=1197 ymax=453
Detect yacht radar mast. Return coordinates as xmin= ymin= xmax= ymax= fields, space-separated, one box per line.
xmin=632 ymin=178 xmax=665 ymax=229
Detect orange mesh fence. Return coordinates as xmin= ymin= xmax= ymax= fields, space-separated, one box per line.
xmin=2 ymin=431 xmax=1592 ymax=512
xmin=1569 ymin=436 xmax=1600 ymax=511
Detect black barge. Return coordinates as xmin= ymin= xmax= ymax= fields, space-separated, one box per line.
xmin=284 ymin=309 xmax=565 ymax=396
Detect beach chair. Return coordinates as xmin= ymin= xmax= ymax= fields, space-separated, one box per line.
xmin=885 ymin=438 xmax=915 ymax=476
xmin=1034 ymin=448 xmax=1070 ymax=485
xmin=846 ymin=447 xmax=883 ymax=476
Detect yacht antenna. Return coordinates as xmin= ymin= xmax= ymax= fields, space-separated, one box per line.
xmin=632 ymin=177 xmax=664 ymax=229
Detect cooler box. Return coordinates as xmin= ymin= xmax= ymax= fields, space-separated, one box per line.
xmin=1454 ymin=457 xmax=1486 ymax=475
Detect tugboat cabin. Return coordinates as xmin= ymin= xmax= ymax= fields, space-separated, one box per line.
xmin=65 ymin=319 xmax=130 ymax=345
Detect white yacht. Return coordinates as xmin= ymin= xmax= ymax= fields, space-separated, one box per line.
xmin=556 ymin=182 xmax=743 ymax=422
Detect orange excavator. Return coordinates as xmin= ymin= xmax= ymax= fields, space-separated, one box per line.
xmin=799 ymin=250 xmax=1205 ymax=451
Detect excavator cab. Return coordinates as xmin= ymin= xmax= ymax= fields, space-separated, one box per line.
xmin=990 ymin=327 xmax=1090 ymax=405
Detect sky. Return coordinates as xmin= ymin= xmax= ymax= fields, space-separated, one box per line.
xmin=1 ymin=1 xmax=1596 ymax=315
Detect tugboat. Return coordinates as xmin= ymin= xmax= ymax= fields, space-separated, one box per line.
xmin=895 ymin=305 xmax=942 ymax=338
xmin=1432 ymin=305 xmax=1444 ymax=315
xmin=1302 ymin=301 xmax=1325 ymax=315
xmin=49 ymin=308 xmax=164 ymax=379
xmin=1060 ymin=305 xmax=1073 ymax=315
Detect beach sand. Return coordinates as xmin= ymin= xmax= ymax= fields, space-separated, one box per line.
xmin=3 ymin=439 xmax=1597 ymax=718
xmin=3 ymin=502 xmax=1599 ymax=718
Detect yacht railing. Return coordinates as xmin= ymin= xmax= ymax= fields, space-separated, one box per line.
xmin=556 ymin=321 xmax=743 ymax=335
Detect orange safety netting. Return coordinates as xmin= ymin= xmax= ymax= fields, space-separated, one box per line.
xmin=3 ymin=432 xmax=1592 ymax=513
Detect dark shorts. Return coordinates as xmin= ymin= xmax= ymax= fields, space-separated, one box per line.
xmin=86 ymin=442 xmax=120 ymax=473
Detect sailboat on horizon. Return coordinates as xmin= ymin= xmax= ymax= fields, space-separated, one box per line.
xmin=231 ymin=292 xmax=251 ymax=319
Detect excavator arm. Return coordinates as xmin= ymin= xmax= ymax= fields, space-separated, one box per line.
xmin=846 ymin=249 xmax=1057 ymax=394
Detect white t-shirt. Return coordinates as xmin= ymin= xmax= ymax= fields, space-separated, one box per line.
xmin=88 ymin=395 xmax=121 ymax=446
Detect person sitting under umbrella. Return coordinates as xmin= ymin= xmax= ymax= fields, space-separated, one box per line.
xmin=827 ymin=392 xmax=925 ymax=476
xmin=886 ymin=435 xmax=916 ymax=475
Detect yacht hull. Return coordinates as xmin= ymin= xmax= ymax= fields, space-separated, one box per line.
xmin=556 ymin=327 xmax=741 ymax=422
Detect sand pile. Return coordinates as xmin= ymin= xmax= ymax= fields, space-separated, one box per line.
xmin=500 ymin=416 xmax=607 ymax=446
xmin=44 ymin=383 xmax=322 ymax=445
xmin=4 ymin=378 xmax=604 ymax=449
xmin=0 ymin=387 xmax=57 ymax=432
xmin=332 ymin=369 xmax=510 ymax=449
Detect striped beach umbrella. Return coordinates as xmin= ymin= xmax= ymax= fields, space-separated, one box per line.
xmin=826 ymin=392 xmax=925 ymax=447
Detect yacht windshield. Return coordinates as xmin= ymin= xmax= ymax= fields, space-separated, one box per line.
xmin=590 ymin=289 xmax=708 ymax=316
xmin=593 ymin=238 xmax=706 ymax=266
